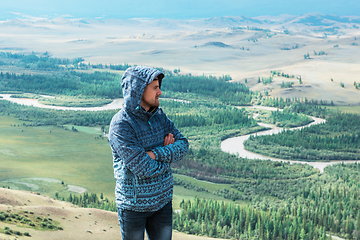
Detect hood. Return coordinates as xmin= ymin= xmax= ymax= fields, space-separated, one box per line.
xmin=121 ymin=66 xmax=164 ymax=113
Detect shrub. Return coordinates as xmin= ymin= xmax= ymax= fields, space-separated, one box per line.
xmin=24 ymin=232 xmax=31 ymax=236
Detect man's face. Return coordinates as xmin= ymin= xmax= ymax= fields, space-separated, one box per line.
xmin=141 ymin=78 xmax=162 ymax=111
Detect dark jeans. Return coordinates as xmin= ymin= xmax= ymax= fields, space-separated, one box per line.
xmin=117 ymin=202 xmax=173 ymax=240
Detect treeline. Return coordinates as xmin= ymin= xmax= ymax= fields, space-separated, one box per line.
xmin=109 ymin=63 xmax=131 ymax=70
xmin=261 ymin=97 xmax=331 ymax=118
xmin=173 ymin=197 xmax=331 ymax=240
xmin=255 ymin=109 xmax=313 ymax=128
xmin=167 ymin=108 xmax=257 ymax=128
xmin=244 ymin=112 xmax=360 ymax=161
xmin=0 ymin=52 xmax=84 ymax=70
xmin=78 ymin=63 xmax=132 ymax=71
xmin=257 ymin=76 xmax=273 ymax=85
xmin=0 ymin=71 xmax=122 ymax=99
xmin=172 ymin=148 xmax=317 ymax=183
xmin=304 ymin=51 xmax=327 ymax=59
xmin=262 ymin=97 xmax=334 ymax=107
xmin=162 ymin=74 xmax=252 ymax=105
xmin=271 ymin=71 xmax=296 ymax=79
xmin=0 ymin=51 xmax=132 ymax=71
xmin=57 ymin=192 xmax=117 ymax=212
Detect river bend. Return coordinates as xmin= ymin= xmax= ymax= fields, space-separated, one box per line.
xmin=0 ymin=94 xmax=124 ymax=111
xmin=221 ymin=106 xmax=360 ymax=172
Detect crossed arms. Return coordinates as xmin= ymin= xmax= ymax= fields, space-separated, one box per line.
xmin=109 ymin=118 xmax=189 ymax=179
xmin=146 ymin=133 xmax=175 ymax=160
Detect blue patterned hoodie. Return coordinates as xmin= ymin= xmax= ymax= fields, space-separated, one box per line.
xmin=108 ymin=66 xmax=189 ymax=212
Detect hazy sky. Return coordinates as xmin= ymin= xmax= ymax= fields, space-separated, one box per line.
xmin=1 ymin=0 xmax=360 ymax=20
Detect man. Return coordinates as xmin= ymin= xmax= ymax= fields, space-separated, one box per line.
xmin=108 ymin=66 xmax=189 ymax=240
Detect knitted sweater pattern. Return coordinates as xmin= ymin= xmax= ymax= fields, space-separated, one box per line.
xmin=108 ymin=66 xmax=189 ymax=212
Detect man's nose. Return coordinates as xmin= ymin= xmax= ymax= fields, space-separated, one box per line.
xmin=158 ymin=89 xmax=162 ymax=95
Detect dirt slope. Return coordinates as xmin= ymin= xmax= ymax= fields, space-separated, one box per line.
xmin=0 ymin=188 xmax=221 ymax=240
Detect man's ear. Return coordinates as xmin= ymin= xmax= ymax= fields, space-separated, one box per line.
xmin=157 ymin=73 xmax=164 ymax=88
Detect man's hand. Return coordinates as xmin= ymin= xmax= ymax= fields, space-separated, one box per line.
xmin=146 ymin=151 xmax=156 ymax=160
xmin=146 ymin=133 xmax=175 ymax=160
xmin=163 ymin=133 xmax=175 ymax=146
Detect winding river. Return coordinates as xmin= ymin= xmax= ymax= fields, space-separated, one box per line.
xmin=2 ymin=94 xmax=359 ymax=172
xmin=221 ymin=106 xmax=360 ymax=172
xmin=0 ymin=94 xmax=125 ymax=111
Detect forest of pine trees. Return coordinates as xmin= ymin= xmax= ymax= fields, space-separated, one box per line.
xmin=173 ymin=197 xmax=332 ymax=239
xmin=174 ymin=163 xmax=360 ymax=239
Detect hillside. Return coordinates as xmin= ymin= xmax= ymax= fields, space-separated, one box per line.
xmin=0 ymin=187 xmax=223 ymax=240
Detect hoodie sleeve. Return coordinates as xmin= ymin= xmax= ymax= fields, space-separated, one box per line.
xmin=109 ymin=119 xmax=169 ymax=179
xmin=151 ymin=117 xmax=189 ymax=163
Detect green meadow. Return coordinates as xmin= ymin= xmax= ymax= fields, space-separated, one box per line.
xmin=326 ymin=105 xmax=360 ymax=114
xmin=0 ymin=115 xmax=239 ymax=208
xmin=0 ymin=115 xmax=115 ymax=200
xmin=172 ymin=174 xmax=247 ymax=208
xmin=39 ymin=96 xmax=112 ymax=107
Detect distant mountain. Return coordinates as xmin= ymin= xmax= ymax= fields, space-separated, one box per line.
xmin=292 ymin=13 xmax=360 ymax=26
xmin=1 ymin=13 xmax=359 ymax=32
